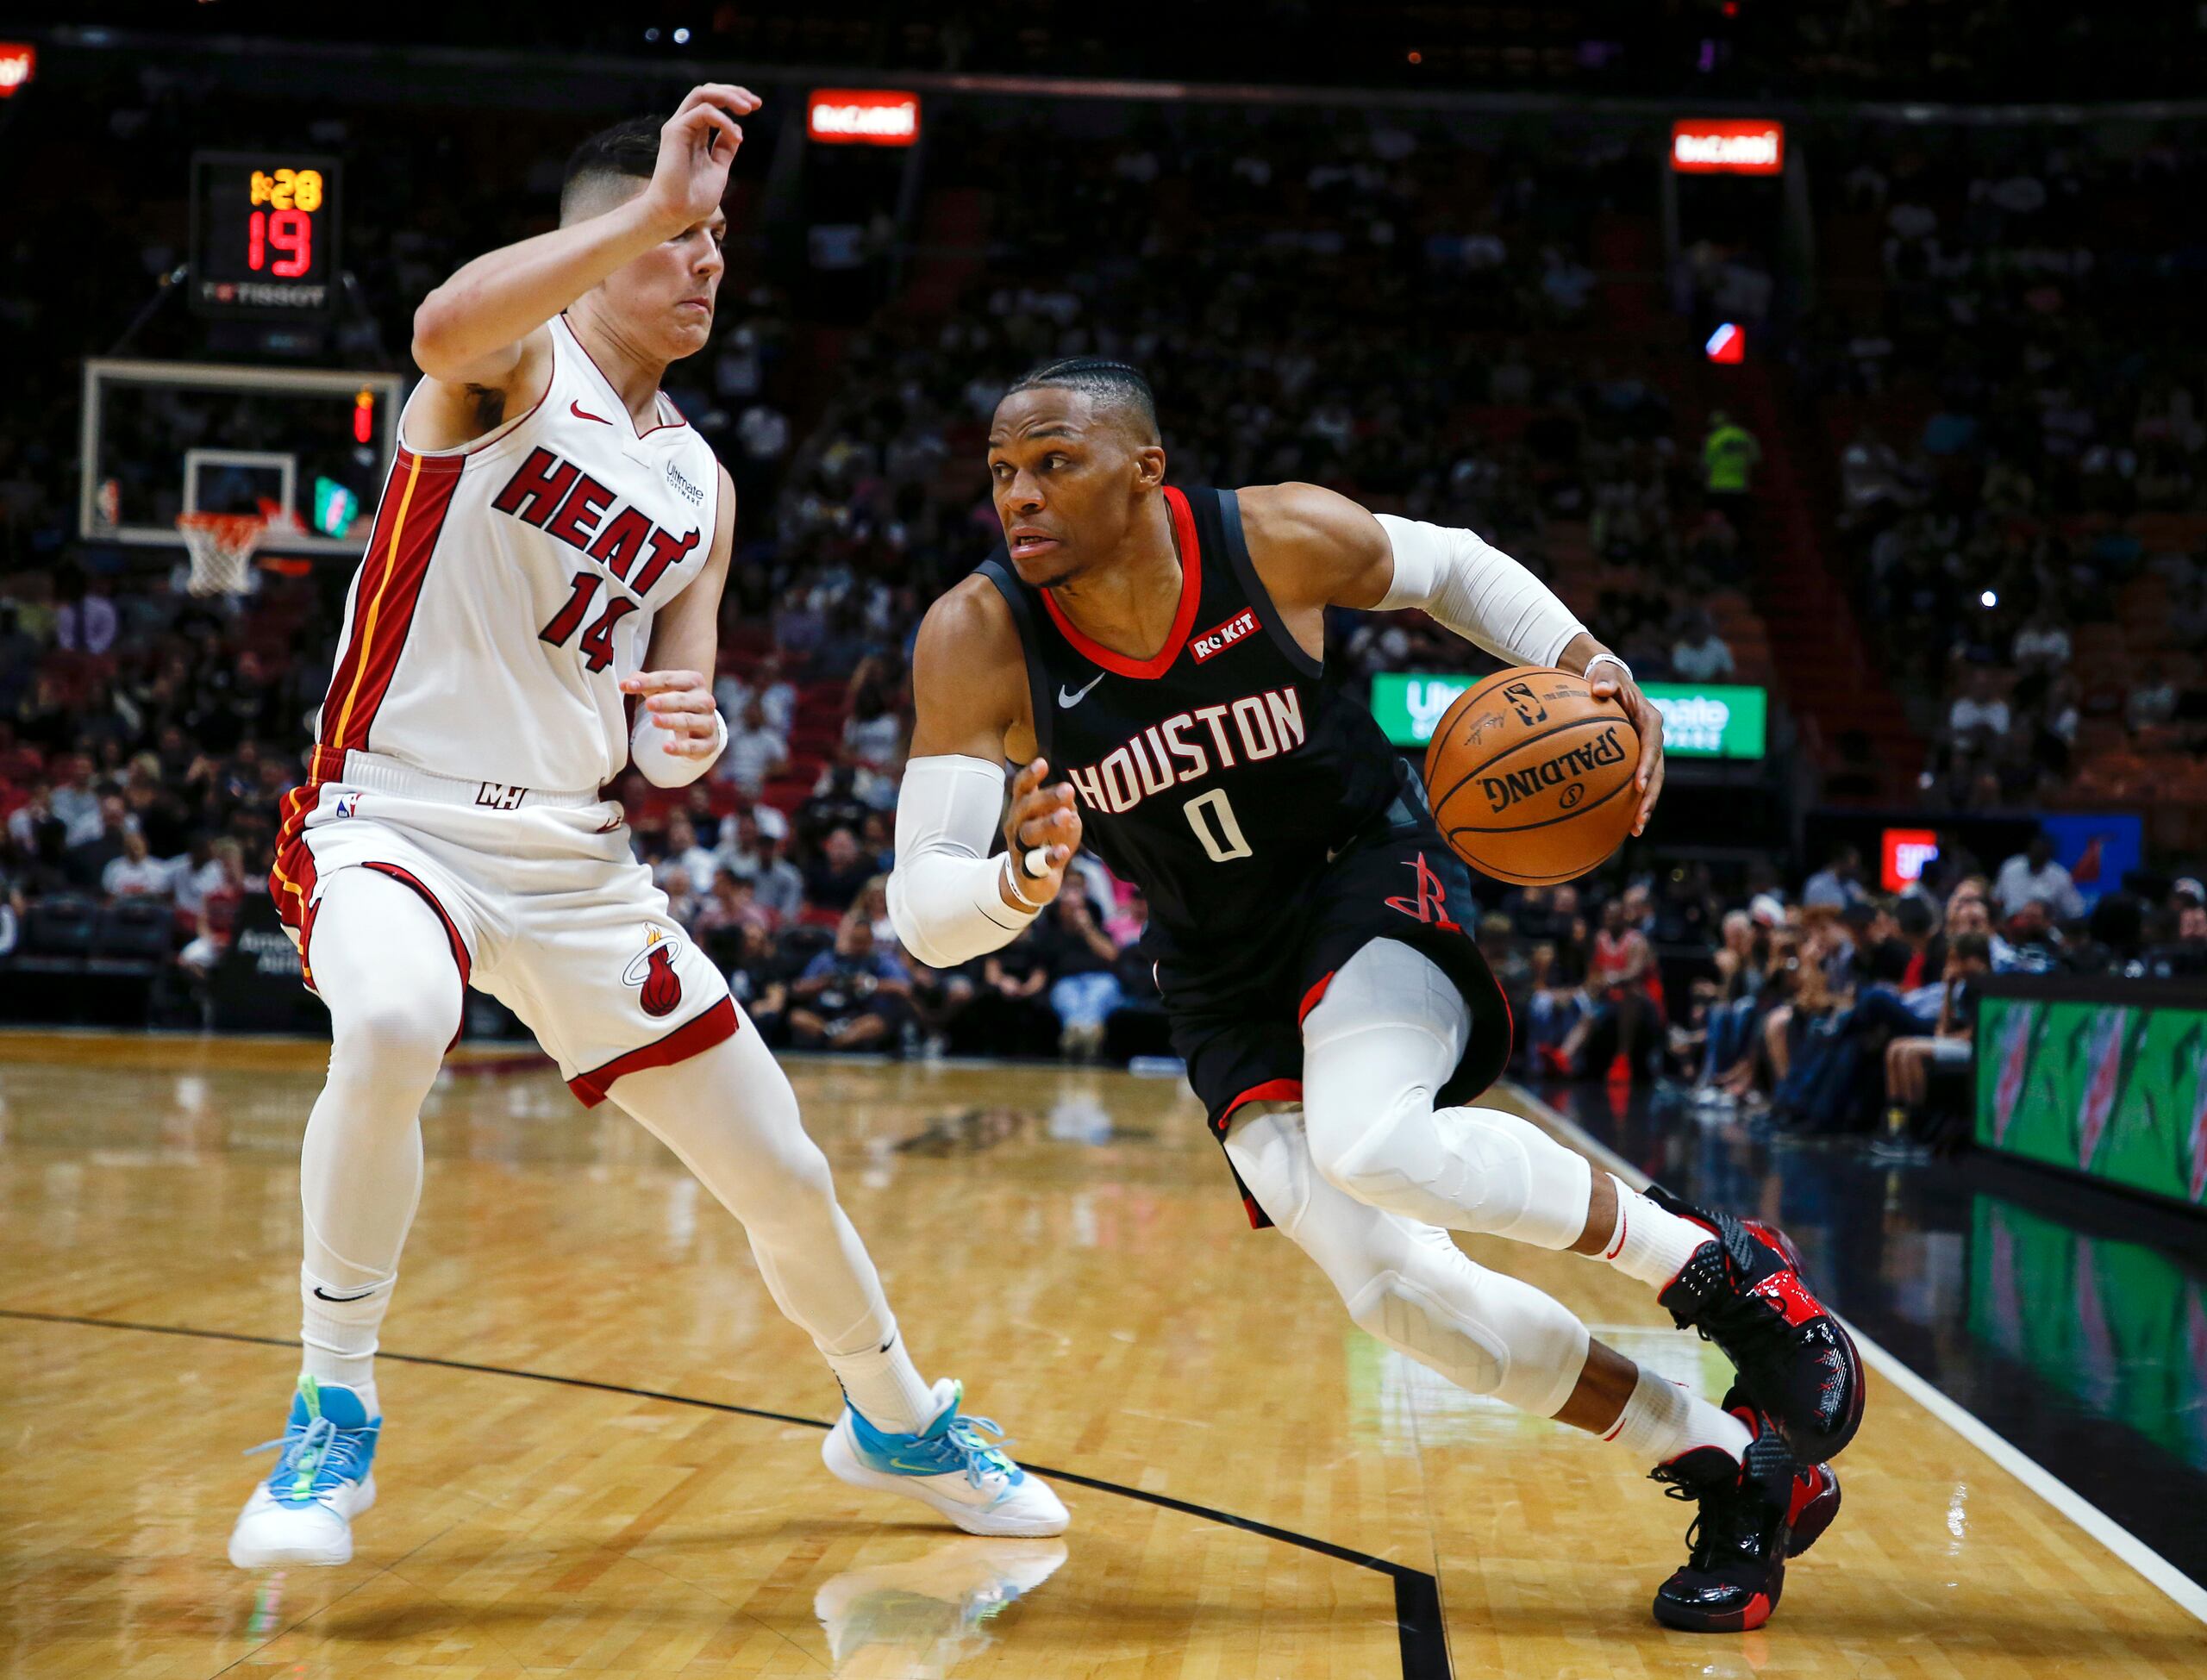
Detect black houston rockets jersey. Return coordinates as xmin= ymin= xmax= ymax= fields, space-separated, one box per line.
xmin=978 ymin=484 xmax=1401 ymax=950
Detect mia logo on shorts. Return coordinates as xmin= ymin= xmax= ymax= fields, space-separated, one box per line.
xmin=622 ymin=926 xmax=685 ymax=1018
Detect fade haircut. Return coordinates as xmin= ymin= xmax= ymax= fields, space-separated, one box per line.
xmin=1004 ymin=357 xmax=1160 ymax=443
xmin=560 ymin=116 xmax=662 ymax=224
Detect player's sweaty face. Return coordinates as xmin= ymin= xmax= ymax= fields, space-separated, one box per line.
xmin=986 ymin=390 xmax=1141 ymax=589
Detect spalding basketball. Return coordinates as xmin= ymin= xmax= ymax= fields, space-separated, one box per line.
xmin=1422 ymin=666 xmax=1641 ymax=886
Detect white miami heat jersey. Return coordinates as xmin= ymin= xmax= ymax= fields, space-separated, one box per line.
xmin=305 ymin=313 xmax=722 ymax=792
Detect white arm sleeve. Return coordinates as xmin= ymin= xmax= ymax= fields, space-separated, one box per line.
xmin=1372 ymin=514 xmax=1588 ymax=669
xmin=887 ymin=753 xmax=1037 ymax=969
xmin=629 ymin=706 xmax=727 ymax=789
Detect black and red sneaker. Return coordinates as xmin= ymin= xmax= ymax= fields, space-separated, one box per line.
xmin=1647 ymin=1183 xmax=1866 ymax=1461
xmin=1648 ymin=1413 xmax=1797 ymax=1633
xmin=1722 ymin=1383 xmax=1841 ymax=1558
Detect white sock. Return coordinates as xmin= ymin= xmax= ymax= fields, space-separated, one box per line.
xmin=1602 ymin=1363 xmax=1752 ymax=1468
xmin=299 ymin=1265 xmax=392 ymax=1420
xmin=823 ymin=1323 xmax=935 ymax=1434
xmin=1594 ymin=1175 xmax=1714 ymax=1292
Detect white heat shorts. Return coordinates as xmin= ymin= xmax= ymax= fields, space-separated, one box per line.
xmin=272 ymin=749 xmax=734 ymax=1105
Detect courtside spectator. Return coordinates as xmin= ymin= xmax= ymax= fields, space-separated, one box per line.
xmin=1670 ymin=611 xmax=1736 ymax=682
xmin=1992 ymin=833 xmax=2085 ymax=922
xmin=715 ymin=698 xmax=790 ymax=796
xmin=101 ymin=828 xmax=171 ymax=900
xmin=788 ymin=915 xmax=912 ymax=1052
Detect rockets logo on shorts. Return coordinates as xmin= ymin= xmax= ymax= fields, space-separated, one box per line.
xmin=622 ymin=926 xmax=685 ymax=1018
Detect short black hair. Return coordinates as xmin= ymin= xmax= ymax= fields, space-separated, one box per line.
xmin=561 ymin=116 xmax=661 ymax=222
xmin=1004 ymin=357 xmax=1160 ymax=442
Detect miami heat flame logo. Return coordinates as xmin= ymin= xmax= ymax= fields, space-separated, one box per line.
xmin=622 ymin=926 xmax=685 ymax=1019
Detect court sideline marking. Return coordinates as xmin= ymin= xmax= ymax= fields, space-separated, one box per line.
xmin=1510 ymin=1084 xmax=2207 ymax=1626
xmin=0 ymin=1307 xmax=1450 ymax=1680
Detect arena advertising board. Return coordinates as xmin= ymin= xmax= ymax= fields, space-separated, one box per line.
xmin=1670 ymin=118 xmax=1785 ymax=176
xmin=1967 ymin=1195 xmax=2207 ymax=1466
xmin=1976 ymin=989 xmax=2207 ymax=1206
xmin=807 ymin=89 xmax=921 ymax=146
xmin=1369 ymin=672 xmax=1767 ymax=759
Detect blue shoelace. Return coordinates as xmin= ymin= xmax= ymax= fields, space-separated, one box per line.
xmin=246 ymin=1414 xmax=372 ymax=1504
xmin=897 ymin=1412 xmax=1021 ymax=1490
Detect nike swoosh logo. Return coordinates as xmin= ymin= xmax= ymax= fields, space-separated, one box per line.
xmin=312 ymin=1286 xmax=377 ymax=1302
xmin=1326 ymin=844 xmax=1345 ymax=863
xmin=1058 ymin=671 xmax=1105 ymax=708
xmin=570 ymin=399 xmax=611 ymax=425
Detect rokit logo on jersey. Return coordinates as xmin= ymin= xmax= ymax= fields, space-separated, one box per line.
xmin=1481 ymin=726 xmax=1629 ymax=815
xmin=622 ymin=926 xmax=685 ymax=1018
xmin=1064 ymin=684 xmax=1307 ymax=816
xmin=1189 ymin=608 xmax=1259 ymax=665
xmin=491 ymin=446 xmax=700 ymax=597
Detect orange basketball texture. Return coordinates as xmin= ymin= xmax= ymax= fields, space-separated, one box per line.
xmin=1421 ymin=666 xmax=1641 ymax=886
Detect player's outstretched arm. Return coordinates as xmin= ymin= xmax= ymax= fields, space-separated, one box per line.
xmin=620 ymin=465 xmax=736 ymax=787
xmin=888 ymin=580 xmax=1081 ymax=968
xmin=1242 ymin=480 xmax=1666 ymax=834
xmin=410 ymin=85 xmax=759 ymax=393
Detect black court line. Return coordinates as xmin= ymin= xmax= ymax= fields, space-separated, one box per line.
xmin=0 ymin=1307 xmax=1450 ymax=1680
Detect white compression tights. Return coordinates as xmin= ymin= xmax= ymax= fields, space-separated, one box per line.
xmin=297 ymin=865 xmax=924 ymax=1426
xmin=1299 ymin=939 xmax=1594 ymax=1245
xmin=1217 ymin=936 xmax=1609 ymax=1421
xmin=1223 ymin=1104 xmax=1590 ymax=1418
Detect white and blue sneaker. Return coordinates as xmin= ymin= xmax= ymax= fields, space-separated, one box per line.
xmin=228 ymin=1376 xmax=380 ymax=1568
xmin=822 ymin=1378 xmax=1068 ymax=1537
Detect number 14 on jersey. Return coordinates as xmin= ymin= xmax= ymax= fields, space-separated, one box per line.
xmin=540 ymin=571 xmax=638 ymax=672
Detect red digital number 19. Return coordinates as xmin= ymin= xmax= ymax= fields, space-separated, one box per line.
xmin=247 ymin=209 xmax=313 ymax=277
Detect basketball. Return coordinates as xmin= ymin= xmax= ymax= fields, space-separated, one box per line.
xmin=1421 ymin=666 xmax=1641 ymax=886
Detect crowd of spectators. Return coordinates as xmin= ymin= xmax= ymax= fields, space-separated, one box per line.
xmin=1489 ymin=830 xmax=2207 ymax=1145
xmin=8 ymin=74 xmax=2206 ymax=1142
xmin=1797 ymin=123 xmax=2207 ymax=816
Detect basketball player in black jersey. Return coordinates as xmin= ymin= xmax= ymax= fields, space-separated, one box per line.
xmin=887 ymin=359 xmax=1866 ymax=1632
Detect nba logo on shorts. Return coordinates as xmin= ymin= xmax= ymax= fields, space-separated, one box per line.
xmin=622 ymin=926 xmax=685 ymax=1017
xmin=333 ymin=793 xmax=359 ymax=820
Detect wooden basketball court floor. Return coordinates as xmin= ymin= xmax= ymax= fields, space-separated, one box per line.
xmin=3 ymin=1027 xmax=2203 ymax=1679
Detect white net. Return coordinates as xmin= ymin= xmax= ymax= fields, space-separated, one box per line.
xmin=177 ymin=512 xmax=266 ymax=596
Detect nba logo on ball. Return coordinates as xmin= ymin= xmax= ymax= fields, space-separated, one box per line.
xmin=622 ymin=927 xmax=685 ymax=1018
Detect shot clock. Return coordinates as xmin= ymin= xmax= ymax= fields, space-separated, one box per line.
xmin=189 ymin=152 xmax=342 ymax=318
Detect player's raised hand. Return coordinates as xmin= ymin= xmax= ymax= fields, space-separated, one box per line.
xmin=1588 ymin=665 xmax=1666 ymax=836
xmin=645 ymin=85 xmax=762 ymax=234
xmin=1001 ymin=758 xmax=1082 ymax=911
xmin=621 ymin=669 xmax=722 ymax=759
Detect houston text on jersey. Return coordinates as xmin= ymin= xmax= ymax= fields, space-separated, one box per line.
xmin=1062 ymin=685 xmax=1308 ymax=815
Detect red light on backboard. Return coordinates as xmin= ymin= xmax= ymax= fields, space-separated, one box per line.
xmin=1671 ymin=119 xmax=1784 ymax=175
xmin=0 ymin=43 xmax=35 ymax=97
xmin=1882 ymin=828 xmax=1941 ymax=893
xmin=807 ymin=90 xmax=920 ymax=147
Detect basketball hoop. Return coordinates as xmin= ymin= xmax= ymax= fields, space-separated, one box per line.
xmin=176 ymin=510 xmax=266 ymax=596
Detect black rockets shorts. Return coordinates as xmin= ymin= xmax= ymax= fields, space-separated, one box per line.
xmin=1151 ymin=778 xmax=1513 ymax=1229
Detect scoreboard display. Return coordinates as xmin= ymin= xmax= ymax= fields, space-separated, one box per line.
xmin=189 ymin=152 xmax=342 ymax=319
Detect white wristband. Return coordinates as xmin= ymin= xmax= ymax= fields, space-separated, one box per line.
xmin=1583 ymin=652 xmax=1634 ymax=687
xmin=629 ymin=705 xmax=726 ymax=789
xmin=1001 ymin=854 xmax=1045 ymax=912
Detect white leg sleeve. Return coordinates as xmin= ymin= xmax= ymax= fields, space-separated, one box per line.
xmin=610 ymin=1024 xmax=892 ymax=1355
xmin=610 ymin=1026 xmax=937 ymax=1431
xmin=296 ymin=866 xmax=463 ymax=1386
xmin=1226 ymin=1104 xmax=1590 ymax=1419
xmin=1300 ymin=938 xmax=1592 ymax=1247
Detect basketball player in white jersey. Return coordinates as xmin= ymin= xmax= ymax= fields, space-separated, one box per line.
xmin=229 ymin=89 xmax=1064 ymax=1569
